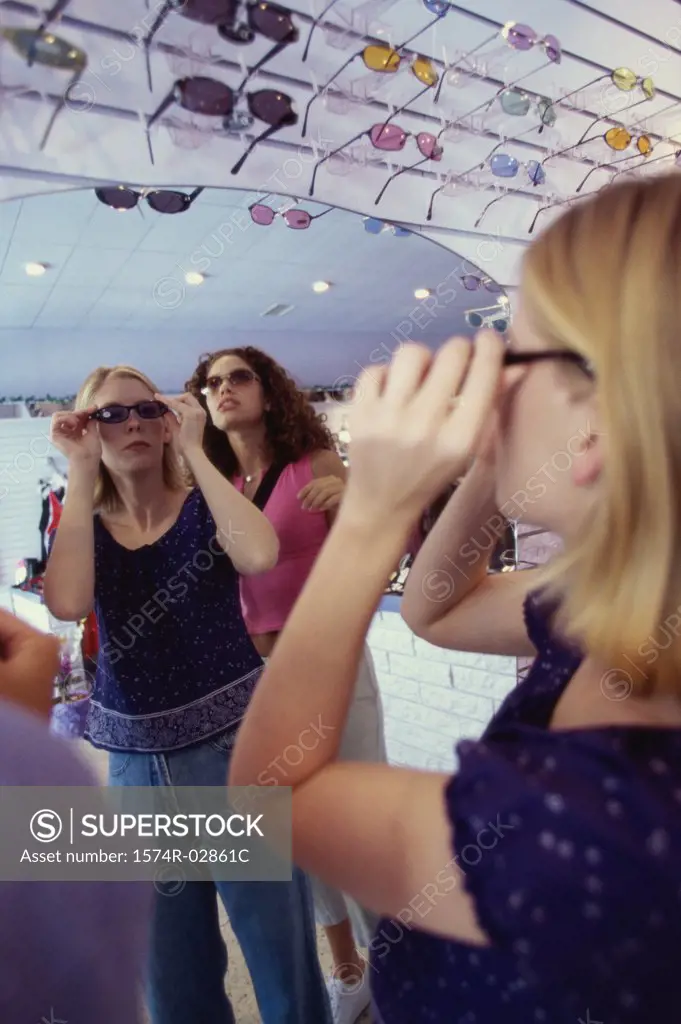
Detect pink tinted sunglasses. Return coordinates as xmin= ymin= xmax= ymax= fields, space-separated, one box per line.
xmin=309 ymin=122 xmax=442 ymax=196
xmin=249 ymin=196 xmax=333 ymax=229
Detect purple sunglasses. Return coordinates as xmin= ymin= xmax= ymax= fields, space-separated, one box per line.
xmin=145 ymin=76 xmax=297 ymax=174
xmin=249 ymin=197 xmax=333 ymax=229
xmin=309 ymin=122 xmax=442 ymax=197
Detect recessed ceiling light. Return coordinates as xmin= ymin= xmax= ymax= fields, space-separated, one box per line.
xmin=414 ymin=287 xmax=431 ymax=299
xmin=312 ymin=280 xmax=331 ymax=293
xmin=185 ymin=271 xmax=204 ymax=286
xmin=25 ymin=262 xmax=47 ymax=277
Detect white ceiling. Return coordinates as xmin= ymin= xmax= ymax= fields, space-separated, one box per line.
xmin=0 ymin=186 xmax=500 ymax=390
xmin=0 ymin=0 xmax=679 ymax=390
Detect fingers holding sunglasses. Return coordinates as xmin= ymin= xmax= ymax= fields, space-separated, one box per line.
xmin=441 ymin=329 xmax=505 ymax=465
xmin=50 ymin=406 xmax=101 ymax=464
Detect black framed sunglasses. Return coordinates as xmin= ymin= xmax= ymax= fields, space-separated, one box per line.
xmin=90 ymin=401 xmax=169 ymax=424
xmin=143 ymin=0 xmax=298 ymax=91
xmin=94 ymin=186 xmax=204 ymax=214
xmin=145 ymin=76 xmax=297 ymax=174
xmin=504 ymin=350 xmax=594 ymax=378
xmin=201 ymin=369 xmax=259 ymax=394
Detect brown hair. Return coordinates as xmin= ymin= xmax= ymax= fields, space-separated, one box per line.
xmin=74 ymin=365 xmax=187 ymax=514
xmin=524 ymin=173 xmax=681 ymax=696
xmin=185 ymin=347 xmax=335 ymax=478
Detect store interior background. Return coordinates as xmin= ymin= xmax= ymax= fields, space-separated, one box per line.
xmin=0 ymin=0 xmax=676 ymax=802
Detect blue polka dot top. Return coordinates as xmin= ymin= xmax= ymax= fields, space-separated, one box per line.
xmin=85 ymin=489 xmax=262 ymax=753
xmin=370 ymin=591 xmax=681 ymax=1023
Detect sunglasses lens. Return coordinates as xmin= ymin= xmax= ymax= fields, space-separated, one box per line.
xmin=537 ymin=97 xmax=557 ymax=126
xmin=137 ymin=401 xmax=167 ymax=419
xmin=503 ymin=22 xmax=536 ymax=50
xmin=544 ymin=34 xmax=561 ymax=63
xmin=467 ymin=312 xmax=484 ymax=328
xmin=638 ymin=135 xmax=653 ymax=155
xmin=363 ymin=217 xmax=384 ymax=234
xmin=412 ymin=56 xmax=438 ymax=86
xmin=205 ymin=376 xmax=223 ymax=391
xmin=527 ymin=160 xmax=545 ymax=185
xmin=252 ymin=3 xmax=296 ymax=41
xmin=492 ymin=319 xmax=509 ymax=333
xmin=251 ymin=204 xmax=275 ymax=225
xmin=189 ymin=0 xmax=239 ymax=24
xmin=230 ymin=370 xmax=256 ymax=385
xmin=98 ymin=405 xmax=128 ymax=423
xmin=417 ymin=133 xmax=441 ymax=160
xmin=364 ymin=45 xmax=400 ymax=72
xmin=391 ymin=226 xmax=411 ymax=237
xmin=605 ymin=126 xmax=631 ymax=151
xmin=284 ymin=209 xmax=311 ymax=229
xmin=370 ymin=123 xmax=407 ymax=150
xmin=147 ymin=191 xmax=187 ymax=214
xmin=485 ymin=280 xmax=504 ymax=294
xmin=96 ymin=187 xmax=138 ymax=210
xmin=490 ymin=153 xmax=519 ymax=177
xmin=5 ymin=27 xmax=85 ymax=68
xmin=500 ymin=88 xmax=531 ymax=116
xmin=249 ymin=89 xmax=294 ymax=124
xmin=612 ymin=67 xmax=637 ymax=91
xmin=642 ymin=77 xmax=655 ymax=100
xmin=182 ymin=77 xmax=234 ymax=115
xmin=462 ymin=276 xmax=479 ymax=291
xmin=423 ymin=0 xmax=449 ymax=13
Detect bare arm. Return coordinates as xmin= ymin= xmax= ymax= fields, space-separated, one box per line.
xmin=43 ymin=461 xmax=97 ymax=622
xmin=184 ymin=448 xmax=279 ymax=575
xmin=401 ymin=458 xmax=539 ymax=656
xmin=307 ymin=447 xmax=347 ymax=527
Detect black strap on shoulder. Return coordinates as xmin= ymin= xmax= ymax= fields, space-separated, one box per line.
xmin=251 ymin=463 xmax=286 ymax=511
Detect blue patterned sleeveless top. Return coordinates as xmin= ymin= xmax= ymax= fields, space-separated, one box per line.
xmin=85 ymin=488 xmax=262 ymax=752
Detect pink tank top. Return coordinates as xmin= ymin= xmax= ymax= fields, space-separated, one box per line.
xmin=234 ymin=454 xmax=330 ymax=634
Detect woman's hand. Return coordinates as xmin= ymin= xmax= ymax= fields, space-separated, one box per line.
xmin=0 ymin=610 xmax=60 ymax=721
xmin=155 ymin=392 xmax=207 ymax=457
xmin=50 ymin=407 xmax=102 ymax=465
xmin=298 ymin=475 xmax=345 ymax=512
xmin=341 ymin=332 xmax=504 ymax=531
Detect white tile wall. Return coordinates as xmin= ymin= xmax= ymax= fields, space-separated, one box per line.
xmin=368 ymin=610 xmax=518 ymax=773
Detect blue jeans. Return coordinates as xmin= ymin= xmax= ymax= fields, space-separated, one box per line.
xmin=108 ymin=733 xmax=332 ymax=1024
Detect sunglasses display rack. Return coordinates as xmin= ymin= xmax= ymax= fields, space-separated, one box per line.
xmin=0 ymin=0 xmax=676 ymax=302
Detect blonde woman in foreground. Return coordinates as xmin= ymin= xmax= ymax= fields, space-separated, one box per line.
xmin=229 ymin=174 xmax=681 ymax=1023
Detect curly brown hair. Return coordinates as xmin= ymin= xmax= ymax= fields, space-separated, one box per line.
xmin=185 ymin=346 xmax=336 ymax=479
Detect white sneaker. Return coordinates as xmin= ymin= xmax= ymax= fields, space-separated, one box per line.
xmin=326 ymin=971 xmax=371 ymax=1024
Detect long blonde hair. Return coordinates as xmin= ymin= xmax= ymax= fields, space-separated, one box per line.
xmin=524 ymin=173 xmax=681 ymax=697
xmin=74 ymin=365 xmax=187 ymax=514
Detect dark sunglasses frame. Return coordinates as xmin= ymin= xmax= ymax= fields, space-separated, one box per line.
xmin=143 ymin=0 xmax=298 ymax=92
xmin=504 ymin=350 xmax=594 ymax=378
xmin=95 ymin=186 xmax=204 ymax=214
xmin=145 ymin=77 xmax=297 ymax=174
xmin=201 ymin=369 xmax=260 ymax=394
xmin=90 ymin=401 xmax=169 ymax=424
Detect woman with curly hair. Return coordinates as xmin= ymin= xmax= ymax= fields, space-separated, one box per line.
xmin=186 ymin=347 xmax=387 ymax=1024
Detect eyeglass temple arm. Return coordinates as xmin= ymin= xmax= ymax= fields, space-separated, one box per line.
xmin=302 ymin=52 xmax=357 ymax=137
xmin=145 ymin=89 xmax=175 ymax=165
xmin=236 ymin=37 xmax=293 ymax=96
xmin=474 ymin=190 xmax=508 ymax=227
xmin=38 ymin=65 xmax=83 ymax=150
xmin=307 ymin=130 xmax=365 ymax=195
xmin=188 ymin=187 xmax=204 ymax=203
xmin=302 ymin=0 xmax=339 ymax=62
xmin=374 ymin=156 xmax=428 ymax=207
xmin=434 ymin=30 xmax=496 ymax=102
xmin=142 ymin=0 xmax=172 ymax=92
xmin=311 ymin=207 xmax=334 ymax=219
xmin=231 ymin=120 xmax=289 ymax=176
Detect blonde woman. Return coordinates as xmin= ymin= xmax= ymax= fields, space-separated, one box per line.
xmin=44 ymin=366 xmax=331 ymax=1024
xmin=228 ymin=174 xmax=681 ymax=1023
